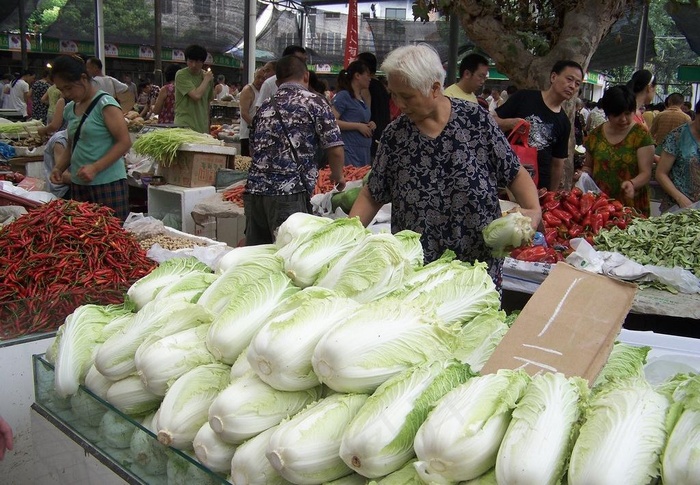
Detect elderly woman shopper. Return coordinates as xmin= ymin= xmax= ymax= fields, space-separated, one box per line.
xmin=349 ymin=43 xmax=541 ymax=290
xmin=655 ymin=100 xmax=700 ymax=212
xmin=48 ymin=55 xmax=131 ymax=220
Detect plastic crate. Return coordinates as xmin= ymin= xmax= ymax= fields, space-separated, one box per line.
xmin=0 ymin=188 xmax=41 ymax=210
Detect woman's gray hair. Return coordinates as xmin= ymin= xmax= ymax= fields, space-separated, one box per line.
xmin=380 ymin=43 xmax=445 ymax=96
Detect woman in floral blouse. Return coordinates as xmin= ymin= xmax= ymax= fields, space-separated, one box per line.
xmin=583 ymin=85 xmax=655 ymax=216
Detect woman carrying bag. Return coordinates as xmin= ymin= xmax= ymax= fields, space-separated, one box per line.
xmin=49 ymin=55 xmax=131 ymax=220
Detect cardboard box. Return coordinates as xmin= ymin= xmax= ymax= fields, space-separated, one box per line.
xmin=482 ymin=263 xmax=637 ymax=385
xmin=158 ymin=143 xmax=236 ymax=188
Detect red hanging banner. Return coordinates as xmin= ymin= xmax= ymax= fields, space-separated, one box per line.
xmin=343 ymin=0 xmax=358 ymax=68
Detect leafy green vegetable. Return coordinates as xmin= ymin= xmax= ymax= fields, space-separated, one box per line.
xmin=312 ymin=299 xmax=460 ymax=393
xmin=340 ymin=361 xmax=473 ymax=478
xmin=205 ymin=271 xmax=299 ymax=364
xmin=451 ymin=309 xmax=509 ymax=372
xmin=156 ymin=363 xmax=232 ymax=450
xmin=483 ymin=212 xmax=535 ymax=257
xmin=282 ymin=217 xmax=369 ymax=288
xmin=248 ymin=287 xmax=360 ymax=391
xmin=661 ymin=374 xmax=700 ymax=485
xmin=594 ymin=209 xmax=700 ymax=277
xmin=331 ymin=187 xmax=362 ymax=213
xmin=315 ymin=233 xmax=413 ymax=303
xmin=568 ymin=378 xmax=669 ymax=485
xmin=592 ymin=342 xmax=651 ymax=391
xmin=193 ymin=422 xmax=237 ymax=473
xmin=127 ymin=256 xmax=212 ymax=310
xmin=105 ymin=374 xmax=162 ymax=416
xmin=267 ymin=393 xmax=369 ymax=484
xmin=414 ymin=369 xmax=530 ymax=483
xmin=132 ymin=128 xmax=223 ymax=166
xmin=496 ymin=372 xmax=588 ymax=485
xmin=230 ymin=425 xmax=291 ymax=485
xmin=54 ymin=303 xmax=134 ymax=397
xmin=208 ymin=372 xmax=322 ymax=444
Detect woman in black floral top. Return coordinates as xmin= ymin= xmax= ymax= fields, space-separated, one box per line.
xmin=349 ymin=44 xmax=541 ymax=289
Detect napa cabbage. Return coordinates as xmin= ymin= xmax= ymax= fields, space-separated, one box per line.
xmin=216 ymin=244 xmax=279 ymax=274
xmin=340 ymin=361 xmax=474 ymax=478
xmin=592 ymin=342 xmax=651 ymax=391
xmin=496 ymin=372 xmax=588 ymax=485
xmin=370 ymin=461 xmax=423 ymax=485
xmin=208 ymin=371 xmax=322 ymax=444
xmin=130 ymin=412 xmax=169 ymax=476
xmin=248 ymin=287 xmax=360 ymax=391
xmin=135 ymin=324 xmax=217 ymax=396
xmin=54 ymin=303 xmax=134 ymax=397
xmin=105 ymin=374 xmax=162 ymax=416
xmin=661 ymin=374 xmax=700 ymax=485
xmin=95 ymin=299 xmax=212 ymax=381
xmin=99 ymin=410 xmax=135 ymax=449
xmin=206 ymin=271 xmax=299 ymax=364
xmin=193 ymin=422 xmax=237 ymax=473
xmin=414 ymin=369 xmax=530 ymax=483
xmin=126 ymin=256 xmax=211 ymax=310
xmin=275 ymin=213 xmax=333 ymax=253
xmin=312 ymin=299 xmax=460 ymax=393
xmin=156 ymin=363 xmax=231 ymax=450
xmin=229 ymin=425 xmax=291 ymax=485
xmin=197 ymin=254 xmax=286 ymax=315
xmin=568 ymin=378 xmax=669 ymax=485
xmin=395 ymin=260 xmax=500 ymax=326
xmin=154 ymin=271 xmax=218 ymax=304
xmin=482 ymin=211 xmax=535 ymax=257
xmin=451 ymin=309 xmax=509 ymax=372
xmin=314 ymin=233 xmax=413 ymax=303
xmin=282 ymin=217 xmax=368 ymax=287
xmin=393 ymin=230 xmax=424 ymax=268
xmin=267 ymin=393 xmax=369 ymax=484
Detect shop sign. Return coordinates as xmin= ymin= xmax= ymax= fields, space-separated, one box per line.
xmin=105 ymin=43 xmax=119 ymax=57
xmin=139 ymin=46 xmax=155 ymax=59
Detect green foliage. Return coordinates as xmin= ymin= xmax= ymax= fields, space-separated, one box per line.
xmin=27 ymin=0 xmax=68 ymax=32
xmin=50 ymin=0 xmax=153 ymax=40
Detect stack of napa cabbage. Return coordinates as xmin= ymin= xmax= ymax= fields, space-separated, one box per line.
xmin=45 ymin=214 xmax=697 ymax=485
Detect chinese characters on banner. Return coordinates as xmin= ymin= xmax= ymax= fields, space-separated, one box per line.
xmin=343 ymin=0 xmax=358 ymax=68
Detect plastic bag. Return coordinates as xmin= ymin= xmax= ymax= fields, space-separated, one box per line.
xmin=574 ymin=172 xmax=601 ymax=194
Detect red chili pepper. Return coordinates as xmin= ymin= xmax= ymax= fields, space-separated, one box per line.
xmin=579 ymin=193 xmax=596 ymax=215
xmin=542 ymin=199 xmax=561 ymax=211
xmin=516 ymin=246 xmax=549 ymax=262
xmin=566 ymin=193 xmax=581 ymax=209
xmin=591 ymin=213 xmax=604 ymax=233
xmin=571 ymin=187 xmax=583 ymax=198
xmin=611 ymin=200 xmax=624 ymax=211
xmin=614 ymin=218 xmax=628 ymax=230
xmin=568 ymin=223 xmax=584 ymax=239
xmin=597 ymin=209 xmax=610 ymax=225
xmin=543 ymin=212 xmax=563 ymax=227
xmin=510 ymin=247 xmax=525 ymax=259
xmin=551 ymin=208 xmax=573 ymax=227
xmin=562 ymin=201 xmax=582 ymax=221
xmin=592 ymin=197 xmax=610 ymax=212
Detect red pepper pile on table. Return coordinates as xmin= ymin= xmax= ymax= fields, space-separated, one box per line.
xmin=0 ymin=200 xmax=156 ymax=339
xmin=510 ymin=188 xmax=643 ymax=263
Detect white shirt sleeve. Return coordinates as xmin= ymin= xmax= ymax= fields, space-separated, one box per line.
xmin=110 ymin=77 xmax=129 ymax=94
xmin=255 ymin=76 xmax=277 ymax=108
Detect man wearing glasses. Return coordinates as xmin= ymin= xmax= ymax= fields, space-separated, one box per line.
xmin=443 ymin=53 xmax=489 ymax=106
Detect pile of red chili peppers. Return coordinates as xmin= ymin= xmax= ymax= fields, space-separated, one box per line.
xmin=0 ymin=199 xmax=156 ymax=339
xmin=510 ymin=188 xmax=643 ymax=263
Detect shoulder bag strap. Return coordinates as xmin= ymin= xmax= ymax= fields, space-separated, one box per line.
xmin=72 ymin=92 xmax=108 ymax=150
xmin=271 ymin=97 xmax=302 ymax=165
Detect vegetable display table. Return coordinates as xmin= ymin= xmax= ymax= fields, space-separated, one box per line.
xmin=502 ymin=260 xmax=700 ymax=339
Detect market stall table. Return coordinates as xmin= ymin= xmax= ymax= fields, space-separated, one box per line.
xmin=501 ymin=259 xmax=700 ymax=339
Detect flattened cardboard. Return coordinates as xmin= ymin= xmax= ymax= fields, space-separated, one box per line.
xmin=482 ymin=262 xmax=637 ymax=385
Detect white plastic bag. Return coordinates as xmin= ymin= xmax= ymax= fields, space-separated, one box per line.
xmin=574 ymin=172 xmax=602 ymax=194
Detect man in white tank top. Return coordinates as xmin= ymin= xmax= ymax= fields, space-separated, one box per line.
xmin=238 ymin=64 xmax=273 ymax=156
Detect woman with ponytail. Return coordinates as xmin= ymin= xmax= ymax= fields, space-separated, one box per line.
xmin=626 ymin=69 xmax=656 ymax=129
xmin=332 ymin=60 xmax=375 ymax=166
xmin=8 ymin=70 xmax=35 ymax=119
